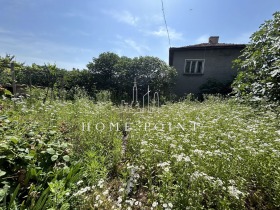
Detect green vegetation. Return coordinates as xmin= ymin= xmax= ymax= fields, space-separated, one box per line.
xmin=0 ymin=94 xmax=279 ymax=209
xmin=0 ymin=11 xmax=279 ymax=209
xmin=232 ymin=11 xmax=280 ymax=106
xmin=0 ymin=53 xmax=176 ymax=103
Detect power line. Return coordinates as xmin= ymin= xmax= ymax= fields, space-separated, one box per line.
xmin=161 ymin=0 xmax=171 ymax=47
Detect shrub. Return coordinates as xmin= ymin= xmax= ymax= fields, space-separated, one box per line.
xmin=232 ymin=11 xmax=280 ymax=106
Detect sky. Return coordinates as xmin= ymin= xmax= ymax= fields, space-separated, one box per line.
xmin=0 ymin=0 xmax=279 ymax=70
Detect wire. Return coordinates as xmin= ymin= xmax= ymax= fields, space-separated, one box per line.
xmin=161 ymin=0 xmax=171 ymax=47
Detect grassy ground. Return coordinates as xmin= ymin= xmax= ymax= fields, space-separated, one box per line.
xmin=0 ymin=96 xmax=279 ymax=209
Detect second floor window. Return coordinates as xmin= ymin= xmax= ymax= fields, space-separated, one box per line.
xmin=184 ymin=59 xmax=205 ymax=74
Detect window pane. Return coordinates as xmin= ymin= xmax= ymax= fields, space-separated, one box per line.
xmin=190 ymin=61 xmax=196 ymax=73
xmin=185 ymin=61 xmax=191 ymax=73
xmin=196 ymin=61 xmax=203 ymax=73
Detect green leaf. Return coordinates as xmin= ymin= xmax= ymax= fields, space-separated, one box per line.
xmin=6 ymin=136 xmax=19 ymax=144
xmin=4 ymin=89 xmax=12 ymax=96
xmin=0 ymin=187 xmax=8 ymax=202
xmin=48 ymin=131 xmax=56 ymax=136
xmin=0 ymin=115 xmax=8 ymax=120
xmin=61 ymin=203 xmax=70 ymax=210
xmin=63 ymin=155 xmax=70 ymax=162
xmin=46 ymin=148 xmax=55 ymax=155
xmin=0 ymin=170 xmax=6 ymax=177
xmin=51 ymin=155 xmax=58 ymax=161
xmin=27 ymin=132 xmax=35 ymax=137
xmin=8 ymin=183 xmax=20 ymax=210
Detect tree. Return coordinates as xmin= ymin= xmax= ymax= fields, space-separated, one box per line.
xmin=87 ymin=52 xmax=120 ymax=91
xmin=87 ymin=52 xmax=177 ymax=102
xmin=0 ymin=55 xmax=25 ymax=85
xmin=232 ymin=11 xmax=280 ymax=105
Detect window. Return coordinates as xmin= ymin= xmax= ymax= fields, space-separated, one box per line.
xmin=184 ymin=59 xmax=205 ymax=74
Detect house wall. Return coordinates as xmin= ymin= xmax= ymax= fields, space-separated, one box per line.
xmin=171 ymin=47 xmax=243 ymax=96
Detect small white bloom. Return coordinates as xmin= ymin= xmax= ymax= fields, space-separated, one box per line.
xmin=184 ymin=156 xmax=191 ymax=162
xmin=152 ymin=201 xmax=158 ymax=207
xmin=164 ymin=167 xmax=170 ymax=172
xmin=102 ymin=190 xmax=109 ymax=195
xmin=77 ymin=180 xmax=83 ymax=185
xmin=141 ymin=141 xmax=148 ymax=145
xmin=97 ymin=179 xmax=104 ymax=188
xmin=117 ymin=196 xmax=122 ymax=203
xmin=96 ymin=195 xmax=100 ymax=201
xmin=228 ymin=186 xmax=243 ymax=199
xmin=228 ymin=179 xmax=236 ymax=185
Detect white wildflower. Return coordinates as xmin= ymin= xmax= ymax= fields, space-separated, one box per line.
xmin=228 ymin=186 xmax=244 ymax=199
xmin=141 ymin=141 xmax=148 ymax=145
xmin=215 ymin=179 xmax=223 ymax=187
xmin=117 ymin=196 xmax=122 ymax=203
xmin=102 ymin=190 xmax=109 ymax=195
xmin=163 ymin=167 xmax=170 ymax=172
xmin=77 ymin=180 xmax=83 ymax=185
xmin=97 ymin=179 xmax=104 ymax=188
xmin=228 ymin=179 xmax=236 ymax=185
xmin=157 ymin=161 xmax=170 ymax=167
xmin=96 ymin=195 xmax=100 ymax=201
xmin=152 ymin=201 xmax=158 ymax=207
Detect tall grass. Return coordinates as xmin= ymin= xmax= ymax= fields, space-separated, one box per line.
xmin=0 ymin=95 xmax=279 ymax=209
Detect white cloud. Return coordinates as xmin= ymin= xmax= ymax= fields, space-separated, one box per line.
xmin=111 ymin=36 xmax=150 ymax=56
xmin=195 ymin=34 xmax=209 ymax=44
xmin=149 ymin=26 xmax=183 ymax=40
xmin=124 ymin=39 xmax=150 ymax=54
xmin=0 ymin=28 xmax=11 ymax=34
xmin=103 ymin=10 xmax=139 ymax=26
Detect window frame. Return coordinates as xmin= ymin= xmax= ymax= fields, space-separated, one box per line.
xmin=184 ymin=59 xmax=205 ymax=75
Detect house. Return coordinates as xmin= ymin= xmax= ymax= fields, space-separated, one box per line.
xmin=169 ymin=36 xmax=246 ymax=97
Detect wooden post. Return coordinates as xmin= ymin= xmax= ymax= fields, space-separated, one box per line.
xmin=11 ymin=62 xmax=16 ymax=95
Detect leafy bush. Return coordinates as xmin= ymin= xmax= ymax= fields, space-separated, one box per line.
xmin=199 ymin=78 xmax=233 ymax=95
xmin=232 ymin=11 xmax=280 ymax=106
xmin=0 ymin=86 xmax=12 ymax=98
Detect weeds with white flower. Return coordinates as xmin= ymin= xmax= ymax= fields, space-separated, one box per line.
xmin=227 ymin=186 xmax=244 ymax=199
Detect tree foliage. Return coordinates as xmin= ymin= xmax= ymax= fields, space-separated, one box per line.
xmin=232 ymin=11 xmax=280 ymax=105
xmin=1 ymin=52 xmax=176 ymax=102
xmin=87 ymin=52 xmax=177 ymax=102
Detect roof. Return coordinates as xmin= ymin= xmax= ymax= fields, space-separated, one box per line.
xmin=170 ymin=43 xmax=246 ymax=50
xmin=169 ymin=43 xmax=246 ymax=65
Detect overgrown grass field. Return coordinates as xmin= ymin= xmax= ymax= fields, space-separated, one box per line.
xmin=0 ymin=96 xmax=279 ymax=209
